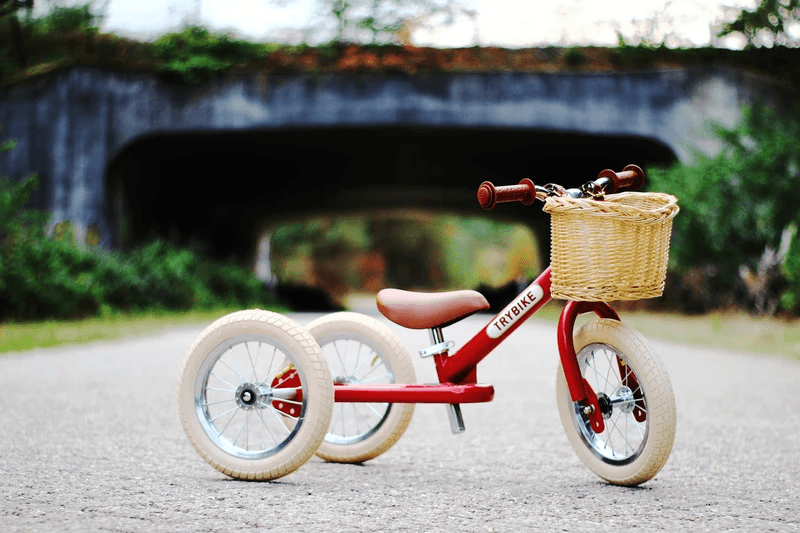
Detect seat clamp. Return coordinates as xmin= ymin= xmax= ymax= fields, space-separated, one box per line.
xmin=419 ymin=340 xmax=454 ymax=358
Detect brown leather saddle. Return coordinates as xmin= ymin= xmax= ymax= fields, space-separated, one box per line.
xmin=376 ymin=288 xmax=489 ymax=330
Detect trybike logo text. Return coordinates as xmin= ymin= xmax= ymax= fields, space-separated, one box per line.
xmin=486 ymin=284 xmax=544 ymax=339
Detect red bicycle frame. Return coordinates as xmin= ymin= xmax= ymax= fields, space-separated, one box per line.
xmin=331 ymin=266 xmax=620 ymax=428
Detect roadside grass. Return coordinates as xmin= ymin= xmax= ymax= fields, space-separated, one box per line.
xmin=1 ymin=301 xmax=798 ymax=361
xmin=0 ymin=306 xmax=283 ymax=354
xmin=533 ymin=304 xmax=800 ymax=360
xmin=620 ymin=311 xmax=800 ymax=360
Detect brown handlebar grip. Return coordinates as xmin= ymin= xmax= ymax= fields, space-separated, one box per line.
xmin=596 ymin=164 xmax=645 ymax=194
xmin=477 ymin=178 xmax=536 ymax=210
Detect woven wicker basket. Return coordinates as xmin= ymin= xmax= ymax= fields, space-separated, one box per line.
xmin=542 ymin=192 xmax=679 ymax=301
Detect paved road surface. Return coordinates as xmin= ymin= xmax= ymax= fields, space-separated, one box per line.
xmin=1 ymin=311 xmax=798 ymax=532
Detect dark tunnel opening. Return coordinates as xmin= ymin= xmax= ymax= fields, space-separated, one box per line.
xmin=105 ymin=127 xmax=678 ymax=263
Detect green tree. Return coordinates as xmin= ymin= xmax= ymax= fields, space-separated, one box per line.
xmin=719 ymin=0 xmax=800 ymax=47
xmin=1 ymin=129 xmax=278 ymax=320
xmin=0 ymin=0 xmax=32 ymax=19
xmin=648 ymin=104 xmax=800 ymax=314
xmin=0 ymin=135 xmax=43 ymax=241
xmin=0 ymin=0 xmax=33 ymax=68
xmin=281 ymin=0 xmax=475 ymax=44
xmin=0 ymin=2 xmax=102 ymax=75
xmin=31 ymin=2 xmax=102 ymax=35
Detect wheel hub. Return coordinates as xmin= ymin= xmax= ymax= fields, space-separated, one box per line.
xmin=235 ymin=382 xmax=270 ymax=410
xmin=596 ymin=392 xmax=613 ymax=419
xmin=610 ymin=386 xmax=636 ymax=414
xmin=596 ymin=386 xmax=636 ymax=419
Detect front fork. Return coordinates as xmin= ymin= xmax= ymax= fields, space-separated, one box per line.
xmin=556 ymin=300 xmax=621 ymax=434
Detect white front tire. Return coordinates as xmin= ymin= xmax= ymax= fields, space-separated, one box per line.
xmin=556 ymin=319 xmax=676 ymax=486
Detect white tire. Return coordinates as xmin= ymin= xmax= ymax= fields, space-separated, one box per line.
xmin=556 ymin=319 xmax=676 ymax=486
xmin=305 ymin=312 xmax=416 ymax=463
xmin=177 ymin=310 xmax=333 ymax=480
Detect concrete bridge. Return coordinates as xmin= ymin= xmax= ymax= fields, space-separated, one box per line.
xmin=0 ymin=64 xmax=790 ymax=265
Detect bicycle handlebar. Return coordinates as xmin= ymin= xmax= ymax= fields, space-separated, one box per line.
xmin=477 ymin=165 xmax=646 ymax=210
xmin=477 ymin=178 xmax=536 ymax=210
xmin=595 ymin=164 xmax=645 ymax=194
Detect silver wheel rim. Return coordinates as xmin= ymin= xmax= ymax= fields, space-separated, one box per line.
xmin=318 ymin=333 xmax=394 ymax=445
xmin=571 ymin=343 xmax=649 ymax=465
xmin=194 ymin=333 xmax=308 ymax=459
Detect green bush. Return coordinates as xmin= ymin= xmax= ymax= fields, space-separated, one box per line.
xmin=30 ymin=4 xmax=101 ymax=35
xmin=1 ymin=226 xmax=104 ymax=319
xmin=564 ymin=47 xmax=586 ymax=67
xmin=0 ymin=226 xmax=278 ymax=321
xmin=153 ymin=25 xmax=271 ymax=83
xmin=780 ymin=224 xmax=800 ymax=310
xmin=0 ymin=135 xmax=277 ymax=321
xmin=0 ymin=154 xmax=45 ymax=240
xmin=648 ymin=104 xmax=800 ymax=313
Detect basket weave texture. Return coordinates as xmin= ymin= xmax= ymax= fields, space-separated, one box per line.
xmin=542 ymin=192 xmax=679 ymax=301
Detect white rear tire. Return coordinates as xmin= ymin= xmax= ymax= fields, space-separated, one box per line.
xmin=177 ymin=310 xmax=333 ymax=480
xmin=305 ymin=312 xmax=416 ymax=463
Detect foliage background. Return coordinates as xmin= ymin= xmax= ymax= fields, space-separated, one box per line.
xmin=0 ymin=152 xmax=279 ymax=320
xmin=649 ymin=104 xmax=800 ymax=315
xmin=2 ymin=1 xmax=800 ymax=320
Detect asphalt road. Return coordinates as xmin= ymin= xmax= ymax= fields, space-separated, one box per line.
xmin=1 ymin=311 xmax=798 ymax=532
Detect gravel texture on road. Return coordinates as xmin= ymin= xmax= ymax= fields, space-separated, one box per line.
xmin=1 ymin=311 xmax=798 ymax=532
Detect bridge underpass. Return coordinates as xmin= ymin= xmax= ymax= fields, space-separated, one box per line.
xmin=107 ymin=126 xmax=677 ymax=284
xmin=1 ymin=64 xmax=779 ymax=272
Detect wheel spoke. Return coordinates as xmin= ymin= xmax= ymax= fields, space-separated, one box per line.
xmin=268 ymin=406 xmax=293 ymax=430
xmin=603 ymin=419 xmax=616 ymax=457
xmin=357 ymin=373 xmax=392 ymax=385
xmin=352 ymin=342 xmax=363 ymax=378
xmin=245 ymin=343 xmax=258 ymax=383
xmin=273 ymin=398 xmax=303 ymax=407
xmin=625 ymin=415 xmax=647 ymax=435
xmin=209 ymin=371 xmax=237 ymax=391
xmin=353 ymin=403 xmax=377 ymax=427
xmin=257 ymin=408 xmax=278 ymax=446
xmin=365 ymin=403 xmax=385 ymax=418
xmin=218 ymin=355 xmax=246 ymax=385
xmin=586 ymin=349 xmax=619 ymax=394
xmin=625 ymin=414 xmax=630 ymax=456
xmin=332 ymin=341 xmax=347 ymax=377
xmin=590 ymin=350 xmax=602 ymax=390
xmin=257 ymin=353 xmax=290 ymax=388
xmin=352 ymin=352 xmax=381 ymax=378
xmin=606 ymin=412 xmax=623 ymax=449
xmin=266 ymin=345 xmax=278 ymax=382
xmin=604 ymin=350 xmax=621 ymax=390
xmin=216 ymin=406 xmax=240 ymax=436
xmin=203 ymin=398 xmax=236 ymax=407
xmin=603 ymin=353 xmax=614 ymax=392
xmin=359 ymin=361 xmax=389 ymax=381
xmin=210 ymin=405 xmax=239 ymax=423
xmin=231 ymin=346 xmax=247 ymax=384
xmin=232 ymin=413 xmax=247 ymax=447
xmin=245 ymin=410 xmax=251 ymax=451
xmin=352 ymin=403 xmax=360 ymax=435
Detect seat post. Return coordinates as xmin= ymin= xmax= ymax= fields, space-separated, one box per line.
xmin=427 ymin=326 xmax=466 ymax=435
xmin=428 ymin=327 xmax=444 ymax=346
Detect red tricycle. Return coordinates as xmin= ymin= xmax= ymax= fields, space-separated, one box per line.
xmin=177 ymin=165 xmax=679 ymax=486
